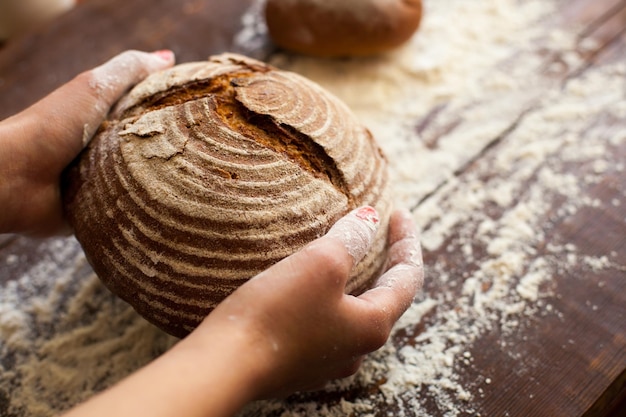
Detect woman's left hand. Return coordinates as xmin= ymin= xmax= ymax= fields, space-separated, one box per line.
xmin=0 ymin=49 xmax=175 ymax=236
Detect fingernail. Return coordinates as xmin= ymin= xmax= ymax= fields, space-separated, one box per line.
xmin=355 ymin=206 xmax=379 ymax=230
xmin=152 ymin=49 xmax=174 ymax=61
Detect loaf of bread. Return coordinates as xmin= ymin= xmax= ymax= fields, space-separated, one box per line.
xmin=62 ymin=53 xmax=392 ymax=338
xmin=264 ymin=0 xmax=423 ymax=57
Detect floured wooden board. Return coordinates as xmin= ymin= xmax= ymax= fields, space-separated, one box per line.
xmin=0 ymin=0 xmax=625 ymax=416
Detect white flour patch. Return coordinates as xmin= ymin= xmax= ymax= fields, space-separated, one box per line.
xmin=1 ymin=0 xmax=625 ymax=416
xmin=0 ymin=238 xmax=177 ymax=416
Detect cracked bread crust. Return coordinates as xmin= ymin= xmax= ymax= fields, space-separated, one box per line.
xmin=62 ymin=53 xmax=392 ymax=338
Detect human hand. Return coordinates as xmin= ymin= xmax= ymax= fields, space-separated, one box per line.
xmin=184 ymin=206 xmax=424 ymax=400
xmin=60 ymin=206 xmax=423 ymax=417
xmin=0 ymin=49 xmax=175 ymax=236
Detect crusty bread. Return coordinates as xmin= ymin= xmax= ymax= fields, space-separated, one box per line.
xmin=62 ymin=53 xmax=392 ymax=338
xmin=265 ymin=0 xmax=423 ymax=57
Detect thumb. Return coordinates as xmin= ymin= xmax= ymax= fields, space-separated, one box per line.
xmin=324 ymin=206 xmax=381 ymax=266
xmin=248 ymin=206 xmax=381 ymax=290
xmin=88 ymin=50 xmax=176 ymax=125
xmin=25 ymin=50 xmax=176 ymax=161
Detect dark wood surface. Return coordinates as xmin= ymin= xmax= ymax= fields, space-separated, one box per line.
xmin=0 ymin=0 xmax=625 ymax=416
xmin=0 ymin=0 xmax=257 ymax=120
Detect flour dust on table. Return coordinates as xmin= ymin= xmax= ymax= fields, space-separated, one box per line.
xmin=1 ymin=0 xmax=625 ymax=416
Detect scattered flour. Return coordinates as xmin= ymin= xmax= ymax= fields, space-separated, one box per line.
xmin=0 ymin=240 xmax=177 ymax=416
xmin=1 ymin=0 xmax=625 ymax=416
xmin=236 ymin=0 xmax=626 ymax=415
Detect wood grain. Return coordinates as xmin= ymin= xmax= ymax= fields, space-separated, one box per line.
xmin=0 ymin=0 xmax=625 ymax=416
xmin=410 ymin=1 xmax=626 ymax=415
xmin=424 ymin=1 xmax=626 ymax=415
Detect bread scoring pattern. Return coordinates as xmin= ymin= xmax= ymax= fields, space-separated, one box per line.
xmin=63 ymin=54 xmax=391 ymax=337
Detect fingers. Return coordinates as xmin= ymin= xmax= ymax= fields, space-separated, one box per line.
xmin=75 ymin=49 xmax=176 ymax=146
xmin=351 ymin=209 xmax=424 ymax=349
xmin=381 ymin=208 xmax=424 ymax=291
xmin=88 ymin=50 xmax=175 ymax=124
xmin=304 ymin=206 xmax=381 ymax=286
xmin=25 ymin=50 xmax=175 ymax=161
xmin=251 ymin=206 xmax=380 ymax=293
xmin=324 ymin=206 xmax=380 ymax=266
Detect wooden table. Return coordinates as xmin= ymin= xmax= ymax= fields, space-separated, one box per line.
xmin=0 ymin=0 xmax=624 ymax=416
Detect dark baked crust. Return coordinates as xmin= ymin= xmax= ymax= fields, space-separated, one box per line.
xmin=62 ymin=53 xmax=392 ymax=338
xmin=265 ymin=0 xmax=423 ymax=57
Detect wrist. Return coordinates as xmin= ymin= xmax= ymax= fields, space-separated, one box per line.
xmin=63 ymin=324 xmax=266 ymax=417
xmin=171 ymin=318 xmax=272 ymax=413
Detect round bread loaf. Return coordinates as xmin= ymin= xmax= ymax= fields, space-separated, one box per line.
xmin=62 ymin=53 xmax=392 ymax=338
xmin=264 ymin=0 xmax=423 ymax=57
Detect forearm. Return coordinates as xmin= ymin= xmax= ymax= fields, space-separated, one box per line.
xmin=62 ymin=327 xmax=262 ymax=417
